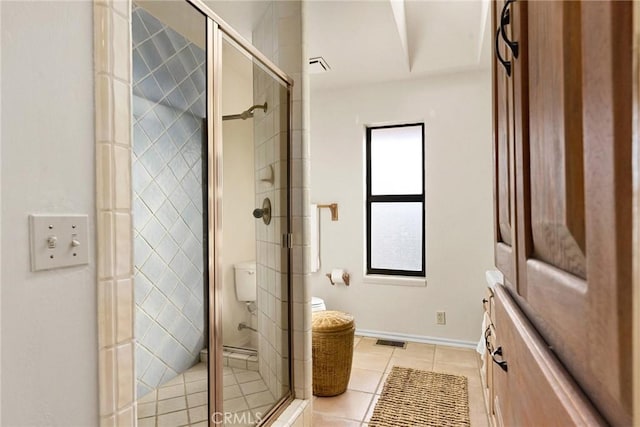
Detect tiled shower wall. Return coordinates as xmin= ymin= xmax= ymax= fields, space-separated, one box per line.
xmin=253 ymin=63 xmax=290 ymax=399
xmin=131 ymin=5 xmax=207 ymax=398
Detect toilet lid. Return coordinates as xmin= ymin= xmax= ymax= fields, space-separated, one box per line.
xmin=312 ymin=297 xmax=325 ymax=306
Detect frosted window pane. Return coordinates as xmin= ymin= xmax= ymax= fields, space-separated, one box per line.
xmin=371 ymin=126 xmax=423 ymax=195
xmin=371 ymin=202 xmax=423 ymax=271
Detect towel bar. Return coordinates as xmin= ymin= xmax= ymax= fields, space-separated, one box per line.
xmin=317 ymin=203 xmax=339 ymax=221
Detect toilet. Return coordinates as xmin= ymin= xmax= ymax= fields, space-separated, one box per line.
xmin=234 ymin=261 xmax=256 ymax=302
xmin=234 ymin=262 xmax=325 ymax=313
xmin=312 ymin=296 xmax=326 ymax=312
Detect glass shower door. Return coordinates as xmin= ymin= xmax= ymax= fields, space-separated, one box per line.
xmin=216 ymin=34 xmax=292 ymax=425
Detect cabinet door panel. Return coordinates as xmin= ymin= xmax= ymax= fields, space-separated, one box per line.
xmin=513 ymin=1 xmax=633 ymax=425
xmin=493 ymin=0 xmax=517 ymax=286
xmin=492 ymin=284 xmax=605 ymax=426
xmin=528 ymin=0 xmax=586 ymax=279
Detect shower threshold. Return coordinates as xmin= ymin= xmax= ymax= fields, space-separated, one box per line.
xmin=199 ymin=346 xmax=259 ymax=372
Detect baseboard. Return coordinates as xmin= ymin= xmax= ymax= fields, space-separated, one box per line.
xmin=355 ymin=328 xmax=478 ymax=350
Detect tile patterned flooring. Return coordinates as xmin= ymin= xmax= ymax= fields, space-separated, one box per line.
xmin=137 ymin=337 xmax=488 ymax=426
xmin=312 ymin=336 xmax=489 ymax=426
xmin=137 ymin=362 xmax=276 ymax=427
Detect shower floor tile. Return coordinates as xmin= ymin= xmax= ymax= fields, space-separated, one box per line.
xmin=137 ymin=362 xmax=276 ymax=426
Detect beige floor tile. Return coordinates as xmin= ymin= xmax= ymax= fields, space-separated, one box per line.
xmin=189 ymin=405 xmax=208 ymax=423
xmin=251 ymin=404 xmax=272 ymax=420
xmin=364 ymin=394 xmax=380 ymax=422
xmin=137 ymin=342 xmax=487 ymax=426
xmin=375 ymin=372 xmax=389 ymax=395
xmin=157 ymin=384 xmax=185 ymax=400
xmin=224 ymin=421 xmax=253 ymax=427
xmin=138 ymin=389 xmax=157 ymax=404
xmin=224 ymin=396 xmax=249 ymax=413
xmin=239 ymin=379 xmax=268 ymax=395
xmin=353 ymin=336 xmax=363 ymax=347
xmin=393 ymin=342 xmax=435 ymax=358
xmin=191 ymin=422 xmax=208 ymax=427
xmin=157 ymin=395 xmax=187 ymax=415
xmin=185 ymin=363 xmax=208 ymax=383
xmin=235 ymin=370 xmax=262 ymax=384
xmin=188 ymin=391 xmax=208 ymax=408
xmin=348 ymin=368 xmax=383 ymax=394
xmin=245 ymin=390 xmax=275 ymax=409
xmin=432 ymin=362 xmax=482 ymax=389
xmin=434 ymin=346 xmax=480 ymax=369
xmin=137 ymin=416 xmax=156 ymax=427
xmin=312 ymin=412 xmax=362 ymax=426
xmin=157 ymin=409 xmax=188 ymax=427
xmin=162 ymin=373 xmax=185 ymax=387
xmin=224 ymin=384 xmax=243 ymax=401
xmin=186 ymin=379 xmax=207 ymax=394
xmin=224 ymin=409 xmax=256 ymax=427
xmin=351 ymin=351 xmax=390 ymax=372
xmin=355 ymin=338 xmax=394 ymax=356
xmin=468 ymin=382 xmax=490 ymax=427
xmin=224 ymin=373 xmax=237 ymax=386
xmin=314 ymin=390 xmax=375 ymax=421
xmin=386 ymin=354 xmax=434 ymax=373
xmin=137 ymin=401 xmax=156 ymax=418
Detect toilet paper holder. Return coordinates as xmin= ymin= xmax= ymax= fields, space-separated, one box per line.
xmin=326 ymin=271 xmax=350 ymax=286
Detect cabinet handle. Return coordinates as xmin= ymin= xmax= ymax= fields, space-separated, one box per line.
xmin=492 ymin=346 xmax=509 ymax=372
xmin=495 ymin=28 xmax=512 ymax=77
xmin=499 ymin=0 xmax=519 ymax=59
xmin=484 ymin=325 xmax=494 ymax=353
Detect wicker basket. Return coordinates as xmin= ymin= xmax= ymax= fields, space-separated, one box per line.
xmin=312 ymin=310 xmax=355 ymax=397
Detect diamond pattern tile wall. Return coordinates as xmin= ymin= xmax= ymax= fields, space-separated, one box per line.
xmin=131 ymin=5 xmax=207 ymax=399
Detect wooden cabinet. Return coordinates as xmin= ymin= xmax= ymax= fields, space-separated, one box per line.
xmin=492 ymin=284 xmax=605 ymax=426
xmin=491 ymin=0 xmax=633 ymax=425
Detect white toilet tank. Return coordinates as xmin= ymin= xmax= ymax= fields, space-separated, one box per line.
xmin=234 ymin=261 xmax=256 ymax=302
xmin=312 ymin=296 xmax=326 ymax=312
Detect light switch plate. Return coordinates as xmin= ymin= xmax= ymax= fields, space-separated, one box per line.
xmin=29 ymin=214 xmax=89 ymax=271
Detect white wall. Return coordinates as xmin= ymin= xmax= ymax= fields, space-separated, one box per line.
xmin=1 ymin=2 xmax=98 ymax=425
xmin=0 ymin=1 xmax=3 ymax=421
xmin=221 ymin=42 xmax=257 ymax=348
xmin=310 ymin=70 xmax=494 ymax=343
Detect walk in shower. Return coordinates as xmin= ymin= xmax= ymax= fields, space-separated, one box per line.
xmin=130 ymin=1 xmax=293 ymax=425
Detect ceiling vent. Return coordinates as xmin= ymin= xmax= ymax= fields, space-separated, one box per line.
xmin=309 ymin=56 xmax=331 ymax=74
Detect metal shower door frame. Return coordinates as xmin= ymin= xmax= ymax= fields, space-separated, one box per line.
xmin=183 ymin=1 xmax=294 ymax=425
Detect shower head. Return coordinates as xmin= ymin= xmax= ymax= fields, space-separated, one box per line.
xmin=222 ymin=102 xmax=268 ymax=121
xmin=240 ymin=102 xmax=268 ymax=119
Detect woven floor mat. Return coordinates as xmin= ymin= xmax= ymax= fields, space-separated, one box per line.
xmin=369 ymin=366 xmax=470 ymax=427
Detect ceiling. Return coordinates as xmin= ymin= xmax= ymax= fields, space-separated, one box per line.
xmin=207 ymin=0 xmax=492 ymax=91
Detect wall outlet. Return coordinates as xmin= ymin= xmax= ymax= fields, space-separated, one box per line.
xmin=436 ymin=311 xmax=446 ymax=325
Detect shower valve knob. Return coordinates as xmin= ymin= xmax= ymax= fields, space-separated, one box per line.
xmin=253 ymin=198 xmax=272 ymax=225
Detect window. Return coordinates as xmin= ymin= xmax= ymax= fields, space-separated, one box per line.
xmin=366 ymin=123 xmax=425 ymax=276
